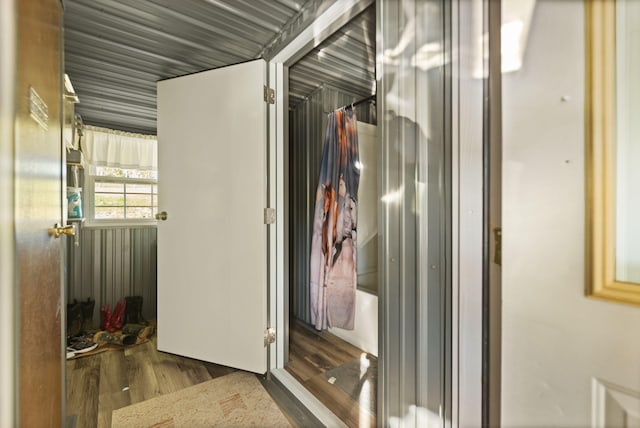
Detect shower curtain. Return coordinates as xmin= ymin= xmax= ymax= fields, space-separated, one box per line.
xmin=310 ymin=108 xmax=360 ymax=330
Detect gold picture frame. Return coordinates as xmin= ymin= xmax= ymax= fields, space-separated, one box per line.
xmin=585 ymin=0 xmax=640 ymax=306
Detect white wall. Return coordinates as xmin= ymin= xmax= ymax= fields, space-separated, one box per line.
xmin=329 ymin=289 xmax=378 ymax=357
xmin=502 ymin=1 xmax=640 ymax=426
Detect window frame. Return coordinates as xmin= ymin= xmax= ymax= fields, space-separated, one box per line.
xmin=84 ymin=172 xmax=158 ymax=227
xmin=585 ymin=0 xmax=640 ymax=306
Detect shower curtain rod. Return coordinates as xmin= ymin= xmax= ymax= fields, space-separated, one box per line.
xmin=340 ymin=94 xmax=376 ymax=110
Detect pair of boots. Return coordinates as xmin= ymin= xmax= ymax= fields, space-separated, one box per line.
xmin=100 ymin=296 xmax=146 ymax=333
xmin=66 ymin=298 xmax=95 ymax=338
xmin=101 ymin=299 xmax=125 ymax=333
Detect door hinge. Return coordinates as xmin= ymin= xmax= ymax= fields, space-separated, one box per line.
xmin=264 ymin=208 xmax=276 ymax=224
xmin=263 ymin=85 xmax=275 ymax=104
xmin=493 ymin=227 xmax=502 ymax=266
xmin=264 ymin=327 xmax=276 ymax=346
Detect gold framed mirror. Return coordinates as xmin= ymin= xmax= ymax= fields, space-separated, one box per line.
xmin=586 ymin=0 xmax=640 ymax=306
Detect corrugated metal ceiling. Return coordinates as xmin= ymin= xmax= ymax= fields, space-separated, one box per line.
xmin=63 ymin=0 xmax=375 ymax=134
xmin=289 ymin=5 xmax=375 ymax=108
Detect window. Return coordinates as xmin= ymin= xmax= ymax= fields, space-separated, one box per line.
xmin=89 ymin=166 xmax=158 ymax=223
xmin=81 ymin=125 xmax=158 ymax=225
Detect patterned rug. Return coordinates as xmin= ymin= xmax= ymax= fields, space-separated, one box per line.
xmin=111 ymin=371 xmax=292 ymax=427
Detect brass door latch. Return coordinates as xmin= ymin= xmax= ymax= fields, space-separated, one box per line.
xmin=494 ymin=227 xmax=502 ymax=266
xmin=48 ymin=223 xmax=75 ymax=238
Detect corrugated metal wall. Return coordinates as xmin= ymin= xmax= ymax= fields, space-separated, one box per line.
xmin=289 ymin=84 xmax=375 ymax=324
xmin=66 ymin=226 xmax=157 ymax=327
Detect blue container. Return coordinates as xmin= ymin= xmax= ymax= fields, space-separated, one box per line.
xmin=67 ymin=187 xmax=83 ymax=219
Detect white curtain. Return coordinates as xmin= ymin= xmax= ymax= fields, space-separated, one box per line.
xmin=83 ymin=125 xmax=157 ymax=174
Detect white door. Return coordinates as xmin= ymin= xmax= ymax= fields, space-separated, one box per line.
xmin=502 ymin=1 xmax=640 ymax=426
xmin=157 ymin=59 xmax=268 ymax=374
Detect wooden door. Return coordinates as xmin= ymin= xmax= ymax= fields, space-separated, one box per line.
xmin=157 ymin=60 xmax=269 ymax=374
xmin=15 ymin=0 xmax=64 ymax=425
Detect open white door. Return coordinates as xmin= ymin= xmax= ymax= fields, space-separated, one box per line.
xmin=157 ymin=59 xmax=268 ymax=374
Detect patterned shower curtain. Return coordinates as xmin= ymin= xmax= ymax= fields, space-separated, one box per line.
xmin=309 ymin=108 xmax=360 ymax=331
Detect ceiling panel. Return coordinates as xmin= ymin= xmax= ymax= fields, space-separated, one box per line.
xmin=288 ymin=5 xmax=375 ymax=109
xmin=63 ymin=0 xmax=375 ymax=134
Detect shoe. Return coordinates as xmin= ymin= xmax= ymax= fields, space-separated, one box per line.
xmin=122 ymin=323 xmax=155 ymax=341
xmin=93 ymin=331 xmax=136 ymax=346
xmin=67 ymin=331 xmax=93 ymax=346
xmin=66 ymin=338 xmax=98 ymax=359
xmin=122 ymin=323 xmax=145 ymax=336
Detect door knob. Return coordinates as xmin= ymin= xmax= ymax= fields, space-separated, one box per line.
xmin=155 ymin=211 xmax=168 ymax=221
xmin=48 ymin=223 xmax=75 ymax=238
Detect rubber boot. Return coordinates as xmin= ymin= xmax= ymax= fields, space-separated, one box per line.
xmin=123 ymin=296 xmax=139 ymax=325
xmin=110 ymin=299 xmax=126 ymax=331
xmin=100 ymin=304 xmax=112 ymax=331
xmin=124 ymin=295 xmax=147 ymax=325
xmin=81 ymin=298 xmax=95 ymax=333
xmin=134 ymin=296 xmax=147 ymax=325
xmin=67 ymin=300 xmax=82 ymax=338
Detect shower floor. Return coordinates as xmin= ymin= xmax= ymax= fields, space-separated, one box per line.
xmin=285 ymin=319 xmax=377 ymax=428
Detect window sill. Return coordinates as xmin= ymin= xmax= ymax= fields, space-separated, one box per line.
xmin=82 ymin=220 xmax=158 ymax=229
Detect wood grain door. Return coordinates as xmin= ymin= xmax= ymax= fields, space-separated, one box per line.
xmin=157 ymin=59 xmax=269 ymax=374
xmin=15 ymin=0 xmax=64 ymax=426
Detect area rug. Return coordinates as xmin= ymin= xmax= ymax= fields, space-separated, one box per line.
xmin=111 ymin=371 xmax=292 ymax=427
xmin=325 ymin=355 xmax=377 ymax=413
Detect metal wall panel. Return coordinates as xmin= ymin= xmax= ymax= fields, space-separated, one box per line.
xmin=289 ymin=84 xmax=375 ymax=324
xmin=67 ymin=226 xmax=157 ymax=327
xmin=378 ymin=0 xmax=452 ymax=426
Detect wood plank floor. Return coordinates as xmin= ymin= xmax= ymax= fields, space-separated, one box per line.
xmin=66 ymin=336 xmax=239 ymax=428
xmin=285 ymin=319 xmax=377 ymax=428
xmin=67 ymin=323 xmax=374 ymax=427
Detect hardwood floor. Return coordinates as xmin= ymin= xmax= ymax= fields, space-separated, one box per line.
xmin=285 ymin=320 xmax=377 ymax=428
xmin=66 ymin=323 xmax=372 ymax=427
xmin=66 ymin=336 xmax=238 ymax=428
